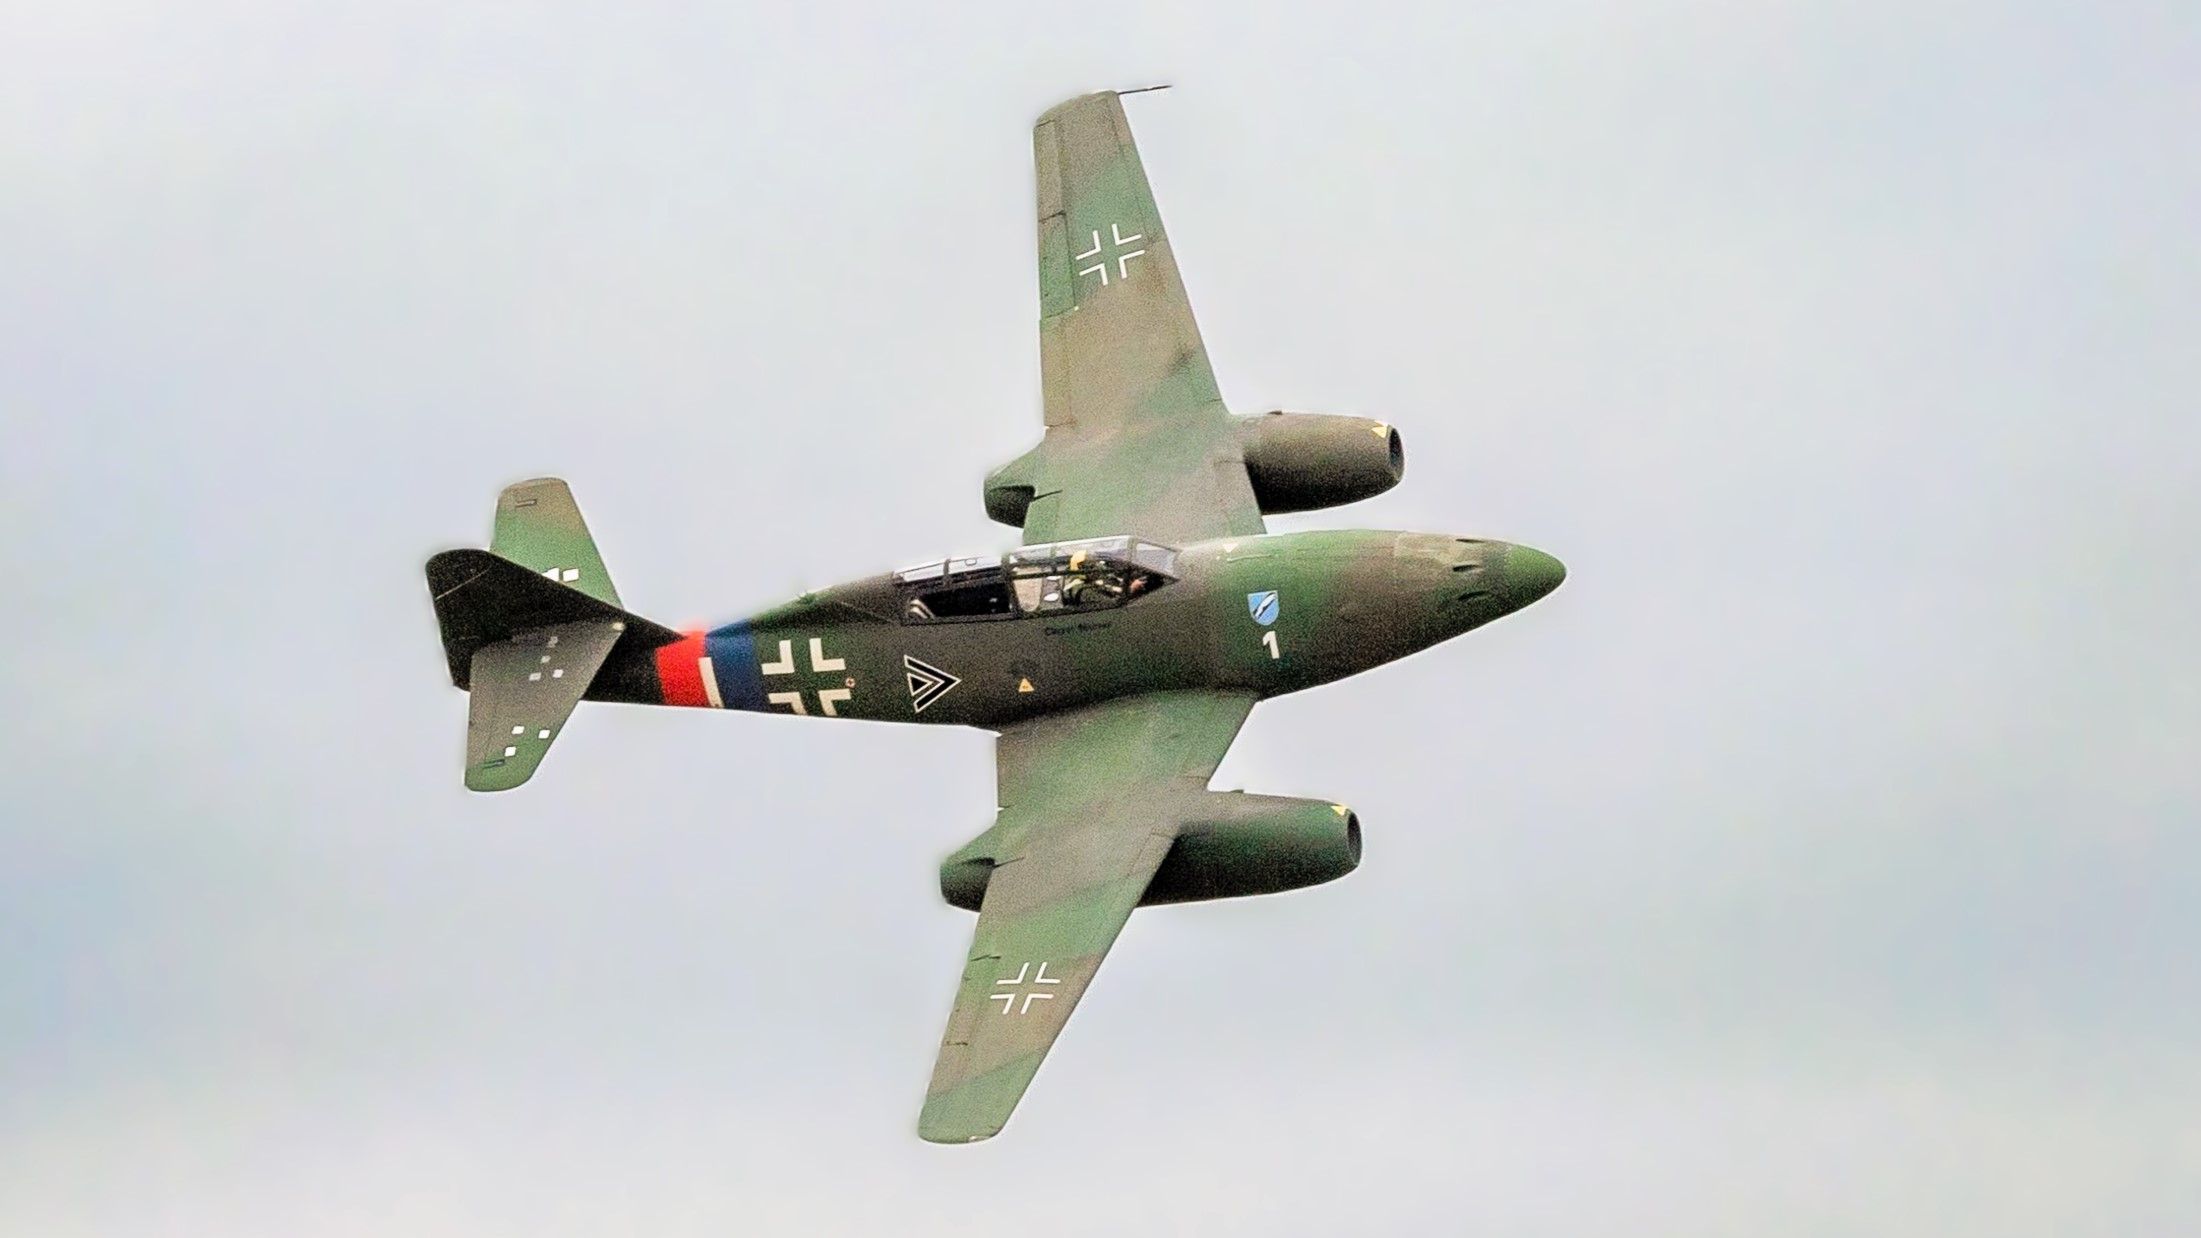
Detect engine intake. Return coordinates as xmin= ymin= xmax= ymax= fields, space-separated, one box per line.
xmin=1235 ymin=412 xmax=1404 ymax=514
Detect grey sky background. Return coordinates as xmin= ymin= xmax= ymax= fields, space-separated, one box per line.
xmin=3 ymin=2 xmax=2196 ymax=1234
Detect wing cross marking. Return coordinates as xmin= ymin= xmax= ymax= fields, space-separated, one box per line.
xmin=1074 ymin=223 xmax=1145 ymax=286
xmin=989 ymin=961 xmax=1061 ymax=1014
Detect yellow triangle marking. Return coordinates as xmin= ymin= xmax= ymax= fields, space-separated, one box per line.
xmin=1017 ymin=678 xmax=1035 ymax=693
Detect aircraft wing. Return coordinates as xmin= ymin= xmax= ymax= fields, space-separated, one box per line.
xmin=919 ymin=689 xmax=1259 ymax=1143
xmin=1014 ymin=91 xmax=1266 ymax=548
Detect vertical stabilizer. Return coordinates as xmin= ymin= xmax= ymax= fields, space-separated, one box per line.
xmin=492 ymin=478 xmax=623 ymax=609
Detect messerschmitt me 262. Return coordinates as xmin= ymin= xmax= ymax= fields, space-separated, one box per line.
xmin=427 ymin=90 xmax=1564 ymax=1143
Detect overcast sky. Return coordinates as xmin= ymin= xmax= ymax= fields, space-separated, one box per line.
xmin=3 ymin=2 xmax=2196 ymax=1234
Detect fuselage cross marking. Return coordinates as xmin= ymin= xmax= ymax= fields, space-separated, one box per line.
xmin=761 ymin=636 xmax=853 ymax=716
xmin=1075 ymin=223 xmax=1145 ymax=286
xmin=990 ymin=961 xmax=1060 ymax=1014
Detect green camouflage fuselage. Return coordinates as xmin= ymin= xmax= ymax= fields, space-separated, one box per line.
xmin=591 ymin=530 xmax=1564 ymax=724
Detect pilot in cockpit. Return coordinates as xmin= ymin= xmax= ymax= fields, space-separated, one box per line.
xmin=1060 ymin=549 xmax=1123 ymax=607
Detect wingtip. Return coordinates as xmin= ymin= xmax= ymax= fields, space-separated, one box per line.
xmin=919 ymin=1129 xmax=996 ymax=1146
xmin=917 ymin=1091 xmax=1009 ymax=1146
xmin=465 ymin=761 xmax=535 ymax=793
xmin=1037 ymin=84 xmax=1171 ymax=127
xmin=917 ymin=1117 xmax=1002 ymax=1146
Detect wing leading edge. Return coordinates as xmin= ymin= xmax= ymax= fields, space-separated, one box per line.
xmin=919 ymin=689 xmax=1259 ymax=1143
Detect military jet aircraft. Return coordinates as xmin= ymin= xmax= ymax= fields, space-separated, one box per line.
xmin=426 ymin=90 xmax=1564 ymax=1143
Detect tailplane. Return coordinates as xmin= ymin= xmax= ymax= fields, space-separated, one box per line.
xmin=426 ymin=479 xmax=680 ymax=791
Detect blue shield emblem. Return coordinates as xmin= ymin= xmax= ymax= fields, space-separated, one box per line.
xmin=1247 ymin=590 xmax=1280 ymax=626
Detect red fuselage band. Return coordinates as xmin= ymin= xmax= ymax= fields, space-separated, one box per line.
xmin=654 ymin=631 xmax=710 ymax=707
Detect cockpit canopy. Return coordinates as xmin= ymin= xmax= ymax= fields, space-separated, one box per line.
xmin=894 ymin=537 xmax=1179 ymax=623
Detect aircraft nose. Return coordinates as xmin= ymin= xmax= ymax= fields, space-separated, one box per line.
xmin=1496 ymin=544 xmax=1566 ymax=607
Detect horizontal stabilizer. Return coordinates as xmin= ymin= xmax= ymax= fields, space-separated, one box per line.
xmin=464 ymin=621 xmax=621 ymax=791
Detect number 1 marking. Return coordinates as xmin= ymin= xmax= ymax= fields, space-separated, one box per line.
xmin=1261 ymin=630 xmax=1280 ymax=660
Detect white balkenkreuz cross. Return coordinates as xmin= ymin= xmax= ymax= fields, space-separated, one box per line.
xmin=1075 ymin=223 xmax=1145 ymax=286
xmin=989 ymin=961 xmax=1061 ymax=1014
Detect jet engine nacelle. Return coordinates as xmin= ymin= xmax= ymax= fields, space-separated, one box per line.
xmin=1143 ymin=793 xmax=1364 ymax=905
xmin=939 ymin=793 xmax=1362 ymax=911
xmin=980 ymin=412 xmax=1403 ymax=528
xmin=1235 ymin=412 xmax=1404 ymax=514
